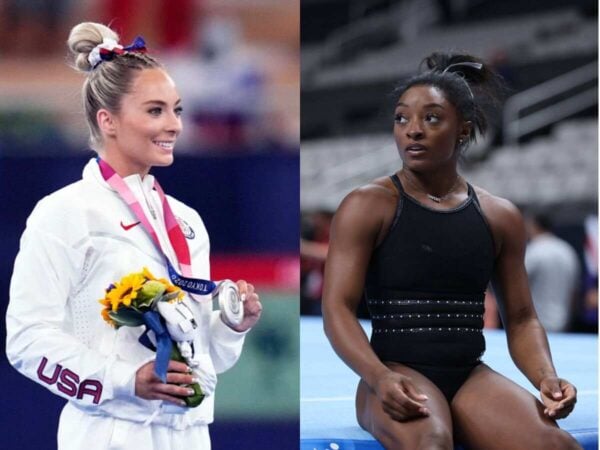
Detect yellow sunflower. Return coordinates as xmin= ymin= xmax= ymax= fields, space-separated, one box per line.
xmin=105 ymin=272 xmax=146 ymax=311
xmin=100 ymin=307 xmax=112 ymax=325
xmin=99 ymin=295 xmax=113 ymax=325
xmin=143 ymin=267 xmax=169 ymax=284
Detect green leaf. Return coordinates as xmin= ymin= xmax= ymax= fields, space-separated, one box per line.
xmin=184 ymin=383 xmax=205 ymax=407
xmin=160 ymin=291 xmax=181 ymax=302
xmin=138 ymin=280 xmax=166 ymax=302
xmin=170 ymin=344 xmax=184 ymax=362
xmin=108 ymin=308 xmax=145 ymax=328
xmin=135 ymin=294 xmax=157 ymax=309
xmin=169 ymin=345 xmax=204 ymax=407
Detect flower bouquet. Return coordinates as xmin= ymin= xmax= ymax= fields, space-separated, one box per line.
xmin=99 ymin=267 xmax=204 ymax=407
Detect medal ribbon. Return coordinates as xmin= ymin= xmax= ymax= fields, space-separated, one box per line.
xmin=97 ymin=158 xmax=216 ymax=295
xmin=140 ymin=311 xmax=172 ymax=383
xmin=97 ymin=158 xmax=217 ymax=383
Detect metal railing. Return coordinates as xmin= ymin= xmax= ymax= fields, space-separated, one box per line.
xmin=503 ymin=62 xmax=598 ymax=145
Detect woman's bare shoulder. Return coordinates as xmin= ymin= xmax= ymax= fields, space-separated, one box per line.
xmin=472 ymin=185 xmax=522 ymax=223
xmin=472 ymin=184 xmax=526 ymax=250
xmin=332 ymin=176 xmax=400 ymax=240
xmin=337 ymin=176 xmax=398 ymax=216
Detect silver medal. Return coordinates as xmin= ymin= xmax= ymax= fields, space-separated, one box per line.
xmin=214 ymin=280 xmax=244 ymax=327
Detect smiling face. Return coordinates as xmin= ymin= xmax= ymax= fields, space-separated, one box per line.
xmin=394 ymin=84 xmax=469 ymax=172
xmin=99 ymin=68 xmax=183 ymax=176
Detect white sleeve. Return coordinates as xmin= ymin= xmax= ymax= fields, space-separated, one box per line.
xmin=6 ymin=225 xmax=140 ymax=406
xmin=209 ymin=311 xmax=248 ymax=373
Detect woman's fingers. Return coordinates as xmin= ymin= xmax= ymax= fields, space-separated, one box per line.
xmin=540 ymin=377 xmax=563 ymax=401
xmin=136 ymin=360 xmax=198 ymax=405
xmin=402 ymin=377 xmax=429 ymax=402
xmin=378 ymin=375 xmax=429 ymax=420
xmin=165 ymin=371 xmax=195 ymax=385
xmin=154 ymin=380 xmax=195 ymax=398
xmin=541 ymin=377 xmax=578 ymax=419
xmin=548 ymin=403 xmax=574 ymax=420
xmin=167 ymin=360 xmax=191 ymax=374
xmin=382 ymin=395 xmax=428 ymax=421
xmin=550 ymin=384 xmax=577 ymax=419
xmin=560 ymin=381 xmax=577 ymax=404
xmin=243 ymin=295 xmax=263 ymax=319
xmin=229 ymin=280 xmax=262 ymax=332
xmin=235 ymin=280 xmax=252 ymax=299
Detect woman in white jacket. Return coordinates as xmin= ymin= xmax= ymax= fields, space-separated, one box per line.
xmin=6 ymin=22 xmax=262 ymax=450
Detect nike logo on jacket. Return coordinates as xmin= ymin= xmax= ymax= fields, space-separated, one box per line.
xmin=120 ymin=221 xmax=141 ymax=231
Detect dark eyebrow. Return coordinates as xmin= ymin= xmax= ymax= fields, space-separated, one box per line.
xmin=396 ymin=102 xmax=445 ymax=109
xmin=143 ymin=99 xmax=182 ymax=106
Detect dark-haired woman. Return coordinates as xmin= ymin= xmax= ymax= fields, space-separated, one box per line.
xmin=322 ymin=53 xmax=581 ymax=450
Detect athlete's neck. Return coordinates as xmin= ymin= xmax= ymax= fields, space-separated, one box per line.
xmin=99 ymin=150 xmax=150 ymax=179
xmin=400 ymin=167 xmax=460 ymax=196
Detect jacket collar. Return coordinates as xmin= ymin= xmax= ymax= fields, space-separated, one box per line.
xmin=83 ymin=158 xmax=156 ymax=195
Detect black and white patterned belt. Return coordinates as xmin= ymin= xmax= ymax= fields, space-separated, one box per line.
xmin=367 ymin=296 xmax=484 ymax=334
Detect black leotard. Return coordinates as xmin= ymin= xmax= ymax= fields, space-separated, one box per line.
xmin=365 ymin=174 xmax=495 ymax=401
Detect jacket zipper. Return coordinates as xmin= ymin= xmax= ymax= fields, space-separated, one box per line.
xmin=139 ymin=178 xmax=157 ymax=220
xmin=139 ymin=178 xmax=178 ymax=265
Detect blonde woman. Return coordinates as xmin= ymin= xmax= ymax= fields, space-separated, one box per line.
xmin=6 ymin=22 xmax=261 ymax=449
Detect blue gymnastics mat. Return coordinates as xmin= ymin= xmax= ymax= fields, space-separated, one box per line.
xmin=300 ymin=317 xmax=597 ymax=450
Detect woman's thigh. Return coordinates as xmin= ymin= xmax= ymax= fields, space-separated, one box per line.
xmin=356 ymin=363 xmax=454 ymax=450
xmin=451 ymin=364 xmax=581 ymax=450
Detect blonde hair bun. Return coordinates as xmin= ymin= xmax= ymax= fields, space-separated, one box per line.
xmin=67 ymin=22 xmax=120 ymax=72
xmin=66 ymin=22 xmax=160 ymax=150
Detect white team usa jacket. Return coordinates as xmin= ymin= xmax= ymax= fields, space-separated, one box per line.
xmin=6 ymin=159 xmax=247 ymax=429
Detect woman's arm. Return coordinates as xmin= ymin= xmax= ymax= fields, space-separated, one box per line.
xmin=322 ymin=186 xmax=429 ymax=420
xmin=6 ymin=225 xmax=143 ymax=406
xmin=8 ymin=198 xmax=197 ymax=407
xmin=484 ymin=196 xmax=577 ymax=419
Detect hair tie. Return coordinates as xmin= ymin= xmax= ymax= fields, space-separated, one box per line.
xmin=88 ymin=36 xmax=147 ymax=70
xmin=441 ymin=62 xmax=483 ymax=100
xmin=441 ymin=62 xmax=483 ymax=74
xmin=123 ymin=36 xmax=147 ymax=53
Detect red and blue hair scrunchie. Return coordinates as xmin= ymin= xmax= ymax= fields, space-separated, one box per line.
xmin=88 ymin=36 xmax=147 ymax=70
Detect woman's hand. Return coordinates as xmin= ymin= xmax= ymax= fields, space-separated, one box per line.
xmin=227 ymin=280 xmax=262 ymax=332
xmin=540 ymin=377 xmax=577 ymax=419
xmin=372 ymin=370 xmax=429 ymax=422
xmin=135 ymin=360 xmax=196 ymax=406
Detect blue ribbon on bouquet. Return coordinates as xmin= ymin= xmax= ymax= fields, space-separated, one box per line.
xmin=166 ymin=260 xmax=217 ymax=295
xmin=139 ymin=311 xmax=172 ymax=383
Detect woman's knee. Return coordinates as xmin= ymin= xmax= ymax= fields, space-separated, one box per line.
xmin=374 ymin=421 xmax=453 ymax=450
xmin=417 ymin=425 xmax=453 ymax=450
xmin=355 ymin=381 xmax=370 ymax=431
xmin=538 ymin=428 xmax=581 ymax=450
